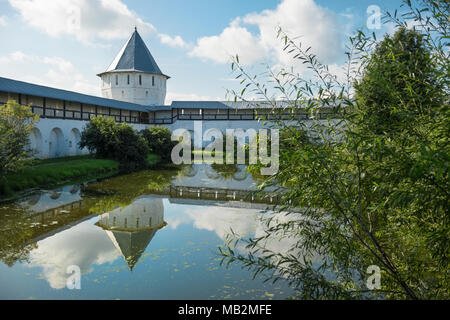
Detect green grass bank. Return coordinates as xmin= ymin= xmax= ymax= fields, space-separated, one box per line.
xmin=0 ymin=153 xmax=163 ymax=200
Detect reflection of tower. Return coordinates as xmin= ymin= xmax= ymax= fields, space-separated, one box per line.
xmin=95 ymin=196 xmax=166 ymax=271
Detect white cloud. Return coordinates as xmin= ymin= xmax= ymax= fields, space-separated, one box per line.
xmin=189 ymin=0 xmax=343 ymax=67
xmin=8 ymin=0 xmax=156 ymax=43
xmin=158 ymin=34 xmax=188 ymax=49
xmin=189 ymin=18 xmax=267 ymax=65
xmin=165 ymin=92 xmax=221 ymax=105
xmin=9 ymin=0 xmax=190 ymax=51
xmin=28 ymin=219 xmax=120 ymax=289
xmin=177 ymin=205 xmax=312 ymax=267
xmin=0 ymin=16 xmax=7 ymax=26
xmin=184 ymin=206 xmax=259 ymax=240
xmin=0 ymin=51 xmax=100 ymax=96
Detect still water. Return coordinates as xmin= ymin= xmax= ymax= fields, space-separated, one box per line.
xmin=0 ymin=164 xmax=296 ymax=300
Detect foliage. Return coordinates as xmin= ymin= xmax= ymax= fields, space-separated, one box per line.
xmin=354 ymin=27 xmax=445 ymax=135
xmin=79 ymin=116 xmax=120 ymax=158
xmin=113 ymin=123 xmax=149 ymax=171
xmin=141 ymin=126 xmax=176 ymax=162
xmin=0 ymin=100 xmax=39 ymax=178
xmin=79 ymin=116 xmax=149 ymax=171
xmin=221 ymin=0 xmax=449 ymax=300
xmin=146 ymin=153 xmax=162 ymax=167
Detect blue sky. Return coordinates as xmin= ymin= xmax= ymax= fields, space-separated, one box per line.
xmin=0 ymin=0 xmax=402 ymax=104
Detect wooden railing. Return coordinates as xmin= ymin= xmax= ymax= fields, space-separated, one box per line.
xmin=30 ymin=106 xmax=143 ymax=124
xmin=175 ymin=112 xmax=336 ymax=121
xmin=2 ymin=100 xmax=338 ymax=125
xmin=149 ymin=185 xmax=281 ymax=204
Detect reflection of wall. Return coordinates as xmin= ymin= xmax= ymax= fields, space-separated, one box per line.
xmin=20 ymin=185 xmax=82 ymax=214
xmin=173 ymin=164 xmax=259 ymax=191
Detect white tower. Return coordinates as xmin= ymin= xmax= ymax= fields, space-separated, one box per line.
xmin=97 ymin=28 xmax=170 ymax=106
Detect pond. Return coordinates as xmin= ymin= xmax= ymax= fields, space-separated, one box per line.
xmin=0 ymin=164 xmax=297 ymax=300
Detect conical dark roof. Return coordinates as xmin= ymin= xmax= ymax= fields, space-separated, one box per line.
xmin=107 ymin=229 xmax=158 ymax=271
xmin=101 ymin=28 xmax=168 ymax=77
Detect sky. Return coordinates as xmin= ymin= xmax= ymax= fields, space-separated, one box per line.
xmin=0 ymin=0 xmax=403 ymax=104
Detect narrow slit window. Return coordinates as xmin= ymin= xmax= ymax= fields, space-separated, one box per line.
xmin=152 ymin=76 xmax=155 ymax=87
xmin=139 ymin=75 xmax=142 ymax=86
xmin=115 ymin=75 xmax=118 ymax=86
xmin=127 ymin=75 xmax=130 ymax=85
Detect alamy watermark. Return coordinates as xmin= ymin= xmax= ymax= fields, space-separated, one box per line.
xmin=66 ymin=265 xmax=81 ymax=290
xmin=366 ymin=265 xmax=381 ymax=290
xmin=367 ymin=5 xmax=382 ymax=30
xmin=66 ymin=5 xmax=81 ymax=33
xmin=171 ymin=121 xmax=279 ymax=175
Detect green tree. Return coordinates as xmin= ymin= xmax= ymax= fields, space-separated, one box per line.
xmin=0 ymin=100 xmax=39 ymax=178
xmin=80 ymin=116 xmax=149 ymax=171
xmin=354 ymin=27 xmax=444 ymax=135
xmin=79 ymin=116 xmax=119 ymax=158
xmin=141 ymin=126 xmax=176 ymax=162
xmin=221 ymin=0 xmax=449 ymax=300
xmin=114 ymin=123 xmax=149 ymax=171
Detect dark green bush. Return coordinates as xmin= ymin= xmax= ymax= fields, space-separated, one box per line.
xmin=80 ymin=116 xmax=150 ymax=171
xmin=114 ymin=124 xmax=149 ymax=171
xmin=141 ymin=126 xmax=176 ymax=163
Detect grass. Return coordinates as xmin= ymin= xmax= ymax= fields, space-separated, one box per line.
xmin=0 ymin=153 xmax=167 ymax=200
xmin=31 ymin=155 xmax=94 ymax=166
xmin=146 ymin=153 xmax=162 ymax=167
xmin=0 ymin=158 xmax=119 ymax=198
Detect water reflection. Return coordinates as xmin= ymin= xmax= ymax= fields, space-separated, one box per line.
xmin=0 ymin=164 xmax=297 ymax=299
xmin=20 ymin=185 xmax=82 ymax=214
xmin=96 ymin=196 xmax=166 ymax=270
xmin=173 ymin=164 xmax=263 ymax=190
xmin=27 ymin=219 xmax=120 ymax=289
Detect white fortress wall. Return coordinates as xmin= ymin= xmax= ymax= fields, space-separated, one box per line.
xmin=31 ymin=118 xmax=150 ymax=159
xmin=29 ymin=112 xmax=341 ymax=159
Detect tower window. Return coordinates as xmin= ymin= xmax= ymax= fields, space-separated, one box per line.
xmin=115 ymin=75 xmax=118 ymax=86
xmin=139 ymin=75 xmax=142 ymax=86
xmin=152 ymin=76 xmax=155 ymax=87
xmin=127 ymin=75 xmax=130 ymax=85
xmin=146 ymin=91 xmax=148 ymax=97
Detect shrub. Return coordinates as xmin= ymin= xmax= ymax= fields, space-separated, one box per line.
xmin=141 ymin=126 xmax=176 ymax=162
xmin=114 ymin=124 xmax=149 ymax=171
xmin=79 ymin=116 xmax=119 ymax=158
xmin=80 ymin=116 xmax=149 ymax=171
xmin=0 ymin=100 xmax=39 ymax=177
